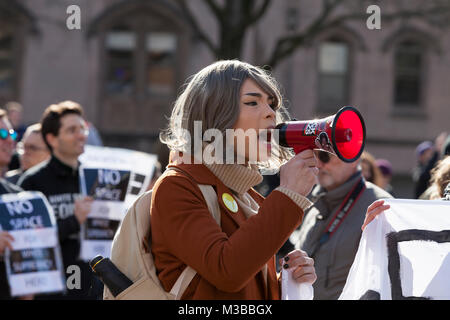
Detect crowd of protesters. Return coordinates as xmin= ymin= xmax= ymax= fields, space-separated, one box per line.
xmin=0 ymin=62 xmax=449 ymax=300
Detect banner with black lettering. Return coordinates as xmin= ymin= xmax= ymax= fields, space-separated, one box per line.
xmin=0 ymin=192 xmax=65 ymax=297
xmin=78 ymin=145 xmax=157 ymax=261
xmin=339 ymin=199 xmax=450 ymax=300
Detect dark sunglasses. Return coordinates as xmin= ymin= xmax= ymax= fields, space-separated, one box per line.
xmin=0 ymin=128 xmax=17 ymax=141
xmin=315 ymin=150 xmax=331 ymax=163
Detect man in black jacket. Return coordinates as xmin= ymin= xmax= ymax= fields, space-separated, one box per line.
xmin=18 ymin=101 xmax=97 ymax=299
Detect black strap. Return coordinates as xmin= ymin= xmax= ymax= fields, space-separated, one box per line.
xmin=310 ymin=178 xmax=365 ymax=258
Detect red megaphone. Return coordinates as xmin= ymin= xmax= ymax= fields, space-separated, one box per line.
xmin=276 ymin=106 xmax=366 ymax=163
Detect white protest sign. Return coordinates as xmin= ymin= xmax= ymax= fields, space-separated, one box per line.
xmin=0 ymin=192 xmax=65 ymax=297
xmin=339 ymin=199 xmax=450 ymax=300
xmin=78 ymin=145 xmax=157 ymax=261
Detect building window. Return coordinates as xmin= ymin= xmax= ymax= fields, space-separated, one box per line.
xmin=89 ymin=1 xmax=189 ymax=148
xmin=394 ymin=40 xmax=423 ymax=107
xmin=318 ymin=40 xmax=350 ymax=112
xmin=105 ymin=25 xmax=136 ymax=94
xmin=103 ymin=19 xmax=178 ymax=99
xmin=146 ymin=32 xmax=177 ymax=96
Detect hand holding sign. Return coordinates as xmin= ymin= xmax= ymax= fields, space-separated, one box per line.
xmin=280 ymin=249 xmax=317 ymax=284
xmin=361 ymin=199 xmax=390 ymax=231
xmin=78 ymin=146 xmax=158 ymax=262
xmin=0 ymin=231 xmax=14 ymax=253
xmin=0 ymin=191 xmax=65 ymax=297
xmin=74 ymin=196 xmax=94 ymax=225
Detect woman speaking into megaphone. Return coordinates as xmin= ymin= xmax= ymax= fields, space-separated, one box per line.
xmin=151 ymin=60 xmax=318 ymax=300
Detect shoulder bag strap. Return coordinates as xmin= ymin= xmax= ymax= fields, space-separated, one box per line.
xmin=165 ymin=168 xmax=220 ymax=299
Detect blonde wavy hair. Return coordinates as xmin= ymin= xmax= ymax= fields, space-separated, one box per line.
xmin=160 ymin=60 xmax=294 ymax=171
xmin=429 ymin=156 xmax=450 ymax=199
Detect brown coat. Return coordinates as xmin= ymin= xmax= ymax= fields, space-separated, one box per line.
xmin=150 ymin=163 xmax=305 ymax=299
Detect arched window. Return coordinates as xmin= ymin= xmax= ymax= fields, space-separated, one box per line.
xmin=317 ymin=39 xmax=350 ymax=112
xmin=104 ymin=20 xmax=179 ymax=97
xmin=105 ymin=19 xmax=178 ymax=97
xmin=146 ymin=31 xmax=177 ymax=96
xmin=88 ymin=1 xmax=190 ymax=147
xmin=394 ymin=40 xmax=424 ymax=107
xmin=105 ymin=24 xmax=136 ymax=94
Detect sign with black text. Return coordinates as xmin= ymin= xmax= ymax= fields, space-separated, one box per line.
xmin=78 ymin=146 xmax=157 ymax=261
xmin=0 ymin=192 xmax=65 ymax=297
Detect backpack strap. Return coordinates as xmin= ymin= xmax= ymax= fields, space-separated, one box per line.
xmin=197 ymin=184 xmax=221 ymax=226
xmin=165 ymin=168 xmax=221 ymax=299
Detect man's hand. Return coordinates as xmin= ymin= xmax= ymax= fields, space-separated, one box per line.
xmin=74 ymin=196 xmax=94 ymax=225
xmin=0 ymin=231 xmax=14 ymax=254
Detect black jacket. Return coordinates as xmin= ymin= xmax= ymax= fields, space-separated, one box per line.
xmin=0 ymin=178 xmax=23 ymax=299
xmin=413 ymin=151 xmax=439 ymax=199
xmin=18 ymin=155 xmax=99 ymax=299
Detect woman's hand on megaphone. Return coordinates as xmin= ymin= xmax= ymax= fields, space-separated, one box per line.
xmin=279 ymin=149 xmax=318 ymax=196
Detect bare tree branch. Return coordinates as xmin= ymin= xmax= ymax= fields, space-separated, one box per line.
xmin=264 ymin=0 xmax=450 ymax=68
xmin=182 ymin=0 xmax=450 ymax=68
xmin=204 ymin=0 xmax=224 ymax=23
xmin=247 ymin=0 xmax=271 ymax=26
xmin=174 ymin=0 xmax=218 ymax=55
xmin=265 ymin=0 xmax=341 ymax=68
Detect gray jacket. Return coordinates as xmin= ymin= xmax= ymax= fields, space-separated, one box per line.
xmin=291 ymin=171 xmax=392 ymax=300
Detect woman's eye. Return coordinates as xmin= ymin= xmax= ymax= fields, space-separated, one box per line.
xmin=244 ymin=101 xmax=258 ymax=106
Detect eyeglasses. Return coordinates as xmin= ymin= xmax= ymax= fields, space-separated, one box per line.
xmin=315 ymin=150 xmax=331 ymax=163
xmin=16 ymin=141 xmax=47 ymax=154
xmin=62 ymin=126 xmax=89 ymax=136
xmin=0 ymin=128 xmax=17 ymax=141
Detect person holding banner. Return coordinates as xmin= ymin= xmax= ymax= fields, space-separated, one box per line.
xmin=290 ymin=149 xmax=392 ymax=300
xmin=152 ymin=60 xmax=317 ymax=300
xmin=0 ymin=109 xmax=28 ymax=299
xmin=362 ymin=155 xmax=450 ymax=231
xmin=18 ymin=101 xmax=99 ymax=299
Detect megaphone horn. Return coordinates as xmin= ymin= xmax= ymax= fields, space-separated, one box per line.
xmin=276 ymin=106 xmax=366 ymax=163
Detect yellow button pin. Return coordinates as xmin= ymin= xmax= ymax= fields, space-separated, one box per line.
xmin=222 ymin=193 xmax=238 ymax=213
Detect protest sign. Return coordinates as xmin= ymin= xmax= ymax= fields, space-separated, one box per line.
xmin=78 ymin=145 xmax=157 ymax=261
xmin=340 ymin=199 xmax=450 ymax=300
xmin=0 ymin=192 xmax=65 ymax=297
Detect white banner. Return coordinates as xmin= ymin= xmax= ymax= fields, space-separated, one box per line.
xmin=340 ymin=199 xmax=450 ymax=300
xmin=78 ymin=145 xmax=157 ymax=262
xmin=0 ymin=192 xmax=65 ymax=297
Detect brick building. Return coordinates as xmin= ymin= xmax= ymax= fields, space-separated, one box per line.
xmin=1 ymin=0 xmax=449 ymax=197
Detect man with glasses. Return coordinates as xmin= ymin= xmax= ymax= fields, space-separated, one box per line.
xmin=0 ymin=113 xmax=18 ymax=178
xmin=290 ymin=150 xmax=392 ymax=300
xmin=6 ymin=123 xmax=50 ymax=184
xmin=18 ymin=101 xmax=98 ymax=299
xmin=0 ymin=109 xmax=28 ymax=299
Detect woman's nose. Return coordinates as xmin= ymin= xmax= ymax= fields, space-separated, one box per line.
xmin=264 ymin=103 xmax=276 ymax=119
